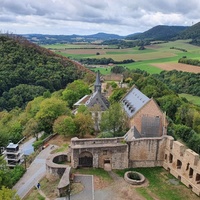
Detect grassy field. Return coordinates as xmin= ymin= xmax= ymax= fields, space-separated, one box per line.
xmin=116 ymin=167 xmax=200 ymax=200
xmin=41 ymin=40 xmax=200 ymax=75
xmin=179 ymin=93 xmax=200 ymax=106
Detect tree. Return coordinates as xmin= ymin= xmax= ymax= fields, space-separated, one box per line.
xmin=53 ymin=115 xmax=76 ymax=137
xmin=22 ymin=118 xmax=39 ymax=140
xmin=109 ymin=88 xmax=127 ymax=104
xmin=74 ymin=113 xmax=94 ymax=138
xmin=173 ymin=124 xmax=195 ymax=143
xmin=25 ymin=96 xmax=44 ymax=118
xmin=77 ymin=105 xmax=90 ymax=114
xmin=62 ymin=80 xmax=90 ymax=108
xmin=188 ymin=133 xmax=200 ymax=153
xmin=35 ymin=98 xmax=68 ymax=133
xmin=157 ymin=95 xmax=182 ymax=120
xmin=100 ymin=103 xmax=128 ymax=135
xmin=0 ymin=186 xmax=20 ymax=200
xmin=193 ymin=111 xmax=200 ymax=133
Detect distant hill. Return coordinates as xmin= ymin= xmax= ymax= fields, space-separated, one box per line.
xmin=126 ymin=25 xmax=188 ymax=41
xmin=0 ymin=34 xmax=92 ymax=111
xmin=176 ymin=21 xmax=200 ymax=45
xmin=22 ymin=32 xmax=124 ymax=44
xmin=177 ymin=22 xmax=200 ymax=39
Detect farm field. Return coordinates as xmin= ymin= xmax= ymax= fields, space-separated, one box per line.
xmin=42 ymin=40 xmax=200 ymax=75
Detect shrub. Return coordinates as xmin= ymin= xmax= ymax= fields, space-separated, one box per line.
xmin=97 ymin=132 xmax=114 ymax=138
xmin=33 ymin=140 xmax=43 ymax=150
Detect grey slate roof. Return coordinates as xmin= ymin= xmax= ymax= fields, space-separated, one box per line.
xmin=85 ymin=91 xmax=109 ymax=111
xmin=121 ymin=87 xmax=150 ymax=118
xmin=94 ymin=70 xmax=102 ymax=93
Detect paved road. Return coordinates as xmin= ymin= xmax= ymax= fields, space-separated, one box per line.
xmin=56 ymin=175 xmax=94 ymax=200
xmin=20 ymin=137 xmax=35 ymax=155
xmin=13 ymin=144 xmax=55 ymax=199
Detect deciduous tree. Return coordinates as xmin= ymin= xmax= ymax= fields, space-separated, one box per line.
xmin=74 ymin=113 xmax=94 ymax=138
xmin=100 ymin=103 xmax=128 ymax=135
xmin=53 ymin=115 xmax=76 ymax=137
xmin=35 ymin=98 xmax=68 ymax=133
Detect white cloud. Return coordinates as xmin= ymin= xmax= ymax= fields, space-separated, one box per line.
xmin=0 ymin=0 xmax=199 ymax=35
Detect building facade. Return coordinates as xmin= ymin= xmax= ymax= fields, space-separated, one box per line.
xmin=3 ymin=142 xmax=24 ymax=168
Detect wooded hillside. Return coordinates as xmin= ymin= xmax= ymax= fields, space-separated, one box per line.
xmin=0 ymin=35 xmax=92 ymax=111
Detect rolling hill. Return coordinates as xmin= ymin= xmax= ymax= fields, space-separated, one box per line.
xmin=126 ymin=25 xmax=188 ymax=40
xmin=23 ymin=32 xmax=124 ymax=44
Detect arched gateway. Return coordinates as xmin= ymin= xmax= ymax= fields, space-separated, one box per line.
xmin=79 ymin=151 xmax=93 ymax=167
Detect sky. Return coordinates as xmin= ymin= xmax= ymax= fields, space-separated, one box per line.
xmin=0 ymin=0 xmax=200 ymax=36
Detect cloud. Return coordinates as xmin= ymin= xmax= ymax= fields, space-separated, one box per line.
xmin=0 ymin=0 xmax=199 ymax=35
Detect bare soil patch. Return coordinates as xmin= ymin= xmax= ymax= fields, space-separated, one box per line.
xmin=94 ymin=175 xmax=112 ymax=190
xmin=48 ymin=134 xmax=71 ymax=146
xmin=152 ymin=62 xmax=200 ymax=73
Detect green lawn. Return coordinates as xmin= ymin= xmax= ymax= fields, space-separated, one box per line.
xmin=115 ymin=167 xmax=199 ymax=200
xmin=179 ymin=93 xmax=200 ymax=106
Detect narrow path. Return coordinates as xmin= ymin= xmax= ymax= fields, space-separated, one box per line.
xmin=108 ymin=171 xmax=122 ymax=181
xmin=38 ymin=189 xmax=50 ymax=200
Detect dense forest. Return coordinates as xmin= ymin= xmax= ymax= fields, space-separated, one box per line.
xmin=0 ymin=35 xmax=93 ymax=111
xmin=153 ymin=70 xmax=200 ymax=96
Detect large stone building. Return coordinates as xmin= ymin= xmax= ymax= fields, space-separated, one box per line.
xmin=121 ymin=86 xmax=167 ymax=138
xmin=69 ymin=86 xmax=200 ymax=196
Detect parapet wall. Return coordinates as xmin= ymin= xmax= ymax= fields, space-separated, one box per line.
xmin=71 ymin=137 xmax=124 ymax=146
xmin=163 ymin=136 xmax=200 ymax=196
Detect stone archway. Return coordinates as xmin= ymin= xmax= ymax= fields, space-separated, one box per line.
xmin=79 ymin=151 xmax=93 ymax=167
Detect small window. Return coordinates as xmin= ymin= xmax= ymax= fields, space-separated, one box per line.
xmin=196 ymin=173 xmax=200 ymax=183
xmin=169 ymin=154 xmax=173 ymax=163
xmin=177 ymin=160 xmax=182 ymax=169
xmin=189 ymin=168 xmax=194 ymax=178
xmin=186 ymin=163 xmax=190 ymax=171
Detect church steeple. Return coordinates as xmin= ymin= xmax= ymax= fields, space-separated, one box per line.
xmin=94 ymin=70 xmax=101 ymax=93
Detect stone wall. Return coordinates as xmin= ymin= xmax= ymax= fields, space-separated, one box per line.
xmin=163 ymin=136 xmax=200 ymax=196
xmin=46 ymin=152 xmax=71 ymax=197
xmin=128 ymin=136 xmax=167 ymax=168
xmin=70 ymin=135 xmax=200 ymax=196
xmin=71 ymin=137 xmax=128 ymax=169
